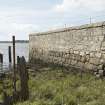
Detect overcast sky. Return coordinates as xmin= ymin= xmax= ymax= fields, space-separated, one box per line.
xmin=0 ymin=0 xmax=105 ymax=41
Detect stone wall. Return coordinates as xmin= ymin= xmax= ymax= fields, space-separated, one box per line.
xmin=29 ymin=21 xmax=105 ymax=70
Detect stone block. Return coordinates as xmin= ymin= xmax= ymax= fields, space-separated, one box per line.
xmin=72 ymin=54 xmax=76 ymax=60
xmin=75 ymin=54 xmax=81 ymax=61
xmin=101 ymin=53 xmax=105 ymax=59
xmin=65 ymin=58 xmax=69 ymax=64
xmin=86 ymin=55 xmax=90 ymax=62
xmin=61 ymin=58 xmax=66 ymax=63
xmin=64 ymin=62 xmax=69 ymax=67
xmin=99 ymin=70 xmax=103 ymax=76
xmin=71 ymin=60 xmax=77 ymax=66
xmin=74 ymin=50 xmax=79 ymax=54
xmin=80 ymin=51 xmax=86 ymax=56
xmin=100 ymin=59 xmax=105 ymax=64
xmin=59 ymin=52 xmax=63 ymax=57
xmin=80 ymin=56 xmax=86 ymax=63
xmin=77 ymin=62 xmax=84 ymax=68
xmin=101 ymin=42 xmax=105 ymax=51
xmin=69 ymin=54 xmax=74 ymax=59
xmin=89 ymin=58 xmax=100 ymax=65
xmin=65 ymin=53 xmax=70 ymax=58
xmin=84 ymin=62 xmax=96 ymax=70
xmin=57 ymin=57 xmax=61 ymax=63
xmin=86 ymin=51 xmax=90 ymax=55
xmin=90 ymin=52 xmax=95 ymax=57
xmin=69 ymin=49 xmax=74 ymax=54
xmin=68 ymin=59 xmax=71 ymax=65
xmin=68 ymin=54 xmax=71 ymax=59
xmin=97 ymin=65 xmax=103 ymax=70
xmin=95 ymin=52 xmax=102 ymax=58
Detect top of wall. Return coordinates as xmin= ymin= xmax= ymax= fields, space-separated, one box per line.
xmin=30 ymin=21 xmax=105 ymax=36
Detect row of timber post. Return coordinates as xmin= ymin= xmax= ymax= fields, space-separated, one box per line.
xmin=0 ymin=36 xmax=29 ymax=104
xmin=17 ymin=56 xmax=29 ymax=101
xmin=0 ymin=46 xmax=11 ymax=65
xmin=0 ymin=45 xmax=12 ymax=64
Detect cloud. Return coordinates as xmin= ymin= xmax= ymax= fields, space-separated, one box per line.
xmin=0 ymin=0 xmax=60 ymax=40
xmin=0 ymin=12 xmax=40 ymax=40
xmin=0 ymin=0 xmax=105 ymax=41
xmin=0 ymin=9 xmax=47 ymax=40
xmin=54 ymin=0 xmax=105 ymax=12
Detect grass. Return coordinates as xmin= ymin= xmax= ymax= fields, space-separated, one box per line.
xmin=0 ymin=75 xmax=13 ymax=102
xmin=1 ymin=66 xmax=105 ymax=105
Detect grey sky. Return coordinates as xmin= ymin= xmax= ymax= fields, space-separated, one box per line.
xmin=0 ymin=0 xmax=105 ymax=40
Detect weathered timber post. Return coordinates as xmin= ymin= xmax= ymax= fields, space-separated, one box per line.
xmin=0 ymin=53 xmax=3 ymax=63
xmin=18 ymin=56 xmax=29 ymax=101
xmin=17 ymin=56 xmax=20 ymax=65
xmin=8 ymin=46 xmax=12 ymax=63
xmin=12 ymin=36 xmax=16 ymax=92
xmin=17 ymin=56 xmax=20 ymax=75
xmin=0 ymin=54 xmax=3 ymax=74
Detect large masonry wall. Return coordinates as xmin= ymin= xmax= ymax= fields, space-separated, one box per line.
xmin=29 ymin=22 xmax=105 ymax=70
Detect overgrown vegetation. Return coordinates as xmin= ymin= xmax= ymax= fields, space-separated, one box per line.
xmin=0 ymin=75 xmax=13 ymax=103
xmin=1 ymin=66 xmax=105 ymax=105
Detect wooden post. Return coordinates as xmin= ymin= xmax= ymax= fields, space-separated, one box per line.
xmin=8 ymin=46 xmax=12 ymax=63
xmin=17 ymin=56 xmax=20 ymax=64
xmin=0 ymin=53 xmax=3 ymax=63
xmin=12 ymin=36 xmax=16 ymax=92
xmin=17 ymin=56 xmax=20 ymax=74
xmin=18 ymin=56 xmax=29 ymax=101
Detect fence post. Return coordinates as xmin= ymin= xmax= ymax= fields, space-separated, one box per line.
xmin=12 ymin=36 xmax=16 ymax=92
xmin=0 ymin=53 xmax=3 ymax=73
xmin=8 ymin=46 xmax=12 ymax=64
xmin=17 ymin=56 xmax=20 ymax=64
xmin=0 ymin=53 xmax=3 ymax=63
